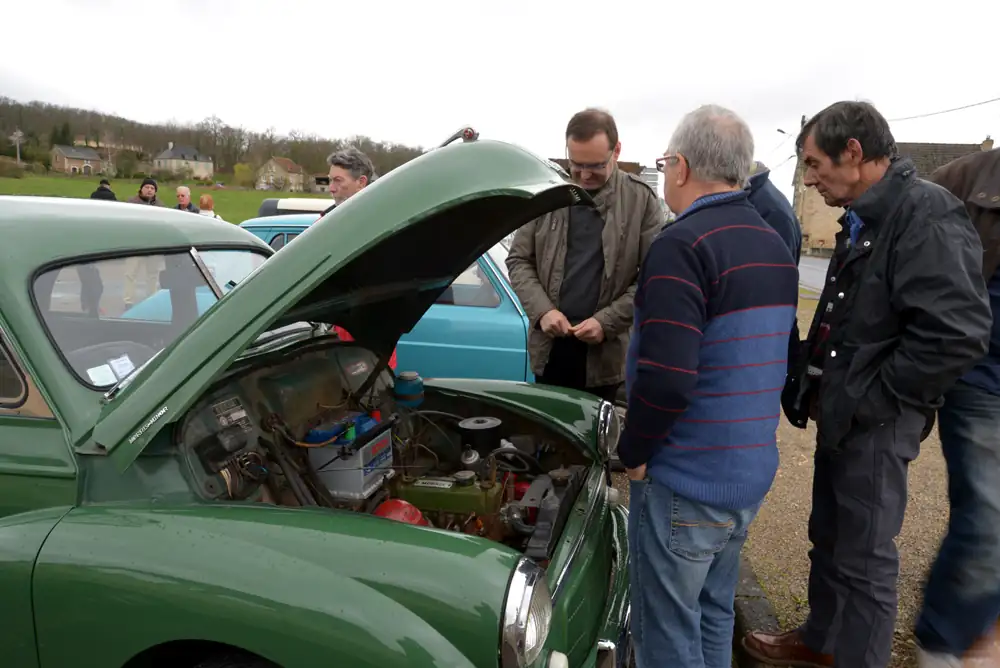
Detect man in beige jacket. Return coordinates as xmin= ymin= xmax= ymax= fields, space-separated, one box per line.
xmin=506 ymin=108 xmax=664 ymax=401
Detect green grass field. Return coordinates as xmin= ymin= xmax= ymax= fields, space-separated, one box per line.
xmin=0 ymin=175 xmax=330 ymax=224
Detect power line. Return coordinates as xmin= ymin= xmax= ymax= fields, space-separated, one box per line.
xmin=888 ymin=96 xmax=1000 ymax=122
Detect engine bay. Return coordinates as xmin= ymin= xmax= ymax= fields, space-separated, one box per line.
xmin=175 ymin=341 xmax=594 ymax=560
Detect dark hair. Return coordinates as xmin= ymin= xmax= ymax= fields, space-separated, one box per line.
xmin=796 ymin=101 xmax=897 ymax=164
xmin=99 ymin=178 xmax=110 ymax=186
xmin=566 ymin=108 xmax=619 ymax=148
xmin=326 ymin=146 xmax=377 ymax=182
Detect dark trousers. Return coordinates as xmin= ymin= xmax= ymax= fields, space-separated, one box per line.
xmin=537 ymin=337 xmax=620 ymax=403
xmin=800 ymin=408 xmax=923 ymax=668
xmin=915 ymin=381 xmax=1000 ymax=655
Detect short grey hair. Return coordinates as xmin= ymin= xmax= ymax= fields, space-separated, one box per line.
xmin=667 ymin=104 xmax=755 ymax=187
xmin=326 ymin=146 xmax=378 ymax=182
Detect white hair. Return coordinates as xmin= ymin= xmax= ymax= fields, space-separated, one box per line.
xmin=668 ymin=104 xmax=755 ymax=187
xmin=176 ymin=185 xmax=191 ymax=195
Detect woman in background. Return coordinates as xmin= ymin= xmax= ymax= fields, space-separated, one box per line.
xmin=198 ymin=194 xmax=225 ymax=222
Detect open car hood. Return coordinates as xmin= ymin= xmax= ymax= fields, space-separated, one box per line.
xmin=92 ymin=138 xmax=591 ymax=471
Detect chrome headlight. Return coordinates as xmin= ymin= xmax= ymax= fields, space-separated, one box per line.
xmin=597 ymin=400 xmax=622 ymax=461
xmin=501 ymin=557 xmax=553 ymax=667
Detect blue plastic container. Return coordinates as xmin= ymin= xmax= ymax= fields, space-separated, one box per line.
xmin=394 ymin=371 xmax=424 ymax=408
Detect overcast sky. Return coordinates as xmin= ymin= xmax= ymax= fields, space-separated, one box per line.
xmin=4 ymin=0 xmax=998 ymax=201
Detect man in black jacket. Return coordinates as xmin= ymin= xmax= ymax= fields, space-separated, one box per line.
xmin=743 ymin=101 xmax=991 ymax=668
xmin=89 ymin=178 xmax=117 ymax=201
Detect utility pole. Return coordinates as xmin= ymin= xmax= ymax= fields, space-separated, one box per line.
xmin=9 ymin=129 xmax=24 ymax=165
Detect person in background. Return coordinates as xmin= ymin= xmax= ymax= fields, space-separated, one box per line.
xmin=619 ymin=104 xmax=798 ymax=668
xmin=322 ymin=147 xmax=395 ymax=370
xmin=197 ymin=194 xmax=225 ymax=222
xmin=323 ymin=147 xmax=378 ymax=215
xmin=124 ymin=178 xmax=166 ymax=308
xmin=90 ymin=178 xmax=117 ymax=201
xmin=506 ymin=108 xmax=664 ymax=402
xmin=176 ymin=186 xmax=200 ymax=213
xmin=126 ymin=178 xmax=165 ymax=207
xmin=743 ymin=101 xmax=991 ymax=668
xmin=746 ymin=161 xmax=805 ymax=376
xmin=913 ymin=147 xmax=1000 ymax=668
xmin=747 ymin=161 xmax=802 ymax=262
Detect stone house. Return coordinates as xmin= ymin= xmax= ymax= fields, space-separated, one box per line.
xmin=312 ymin=173 xmax=331 ymax=194
xmin=153 ymin=142 xmax=214 ymax=180
xmin=794 ymin=136 xmax=995 ymax=255
xmin=50 ymin=145 xmax=110 ymax=175
xmin=256 ymin=157 xmax=307 ymax=192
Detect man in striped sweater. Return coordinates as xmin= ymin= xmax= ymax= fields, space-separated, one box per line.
xmin=619 ymin=104 xmax=799 ymax=668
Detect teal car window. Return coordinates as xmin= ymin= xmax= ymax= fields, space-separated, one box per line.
xmin=435 ymin=262 xmax=501 ymax=307
xmin=269 ymin=234 xmax=287 ymax=250
xmin=199 ymin=249 xmax=267 ymax=294
xmin=32 ymin=249 xmax=265 ymax=388
xmin=0 ymin=337 xmax=25 ymax=405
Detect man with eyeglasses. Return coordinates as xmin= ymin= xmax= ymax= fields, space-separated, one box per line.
xmin=506 ymin=108 xmax=665 ymax=401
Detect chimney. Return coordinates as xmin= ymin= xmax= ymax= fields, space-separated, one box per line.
xmin=167 ymin=141 xmax=174 ymax=151
xmin=982 ymin=136 xmax=994 ymax=151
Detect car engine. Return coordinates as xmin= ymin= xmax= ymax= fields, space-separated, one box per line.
xmin=175 ymin=341 xmax=592 ymax=559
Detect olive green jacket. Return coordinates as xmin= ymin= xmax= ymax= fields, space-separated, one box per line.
xmin=506 ymin=167 xmax=665 ymax=387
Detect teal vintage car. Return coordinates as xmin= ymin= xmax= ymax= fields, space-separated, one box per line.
xmin=0 ymin=133 xmax=630 ymax=668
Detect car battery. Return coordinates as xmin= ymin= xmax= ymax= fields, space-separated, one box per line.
xmin=306 ymin=415 xmax=394 ymax=501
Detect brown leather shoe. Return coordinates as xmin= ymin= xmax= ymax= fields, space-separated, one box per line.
xmin=963 ymin=621 xmax=1000 ymax=667
xmin=741 ymin=629 xmax=834 ymax=667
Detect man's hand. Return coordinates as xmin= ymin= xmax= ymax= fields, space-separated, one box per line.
xmin=626 ymin=464 xmax=647 ymax=481
xmin=540 ymin=309 xmax=572 ymax=337
xmin=570 ymin=317 xmax=605 ymax=344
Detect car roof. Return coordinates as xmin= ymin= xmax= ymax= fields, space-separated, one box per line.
xmin=239 ymin=213 xmax=320 ymax=228
xmin=0 ymin=196 xmax=270 ymax=281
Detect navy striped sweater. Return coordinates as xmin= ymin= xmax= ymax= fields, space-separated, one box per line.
xmin=620 ymin=190 xmax=799 ymax=510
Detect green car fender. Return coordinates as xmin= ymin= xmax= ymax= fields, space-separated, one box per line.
xmin=31 ymin=504 xmax=521 ymax=668
xmin=424 ymin=379 xmax=603 ymax=457
xmin=0 ymin=505 xmax=74 ymax=668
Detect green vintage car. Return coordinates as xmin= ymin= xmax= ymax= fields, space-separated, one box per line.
xmin=0 ymin=136 xmax=631 ymax=668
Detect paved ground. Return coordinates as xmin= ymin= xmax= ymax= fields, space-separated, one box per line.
xmin=611 ymin=292 xmax=950 ymax=668
xmin=798 ymin=256 xmax=830 ymax=292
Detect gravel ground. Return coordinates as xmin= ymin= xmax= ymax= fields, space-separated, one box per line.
xmin=611 ymin=292 xmax=951 ymax=668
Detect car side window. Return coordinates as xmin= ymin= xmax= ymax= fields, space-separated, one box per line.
xmin=0 ymin=338 xmax=26 ymax=406
xmin=435 ymin=261 xmax=501 ymax=308
xmin=286 ymin=233 xmax=300 ymax=243
xmin=269 ymin=234 xmax=286 ymax=250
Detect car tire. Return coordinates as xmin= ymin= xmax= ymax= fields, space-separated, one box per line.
xmin=193 ymin=654 xmax=278 ymax=668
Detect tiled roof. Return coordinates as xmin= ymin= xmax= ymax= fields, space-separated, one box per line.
xmin=270 ymin=157 xmax=304 ymax=174
xmin=155 ymin=144 xmax=211 ymax=162
xmin=896 ymin=141 xmax=987 ymax=178
xmin=52 ymin=144 xmax=102 ymax=160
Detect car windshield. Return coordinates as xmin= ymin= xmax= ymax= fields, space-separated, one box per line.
xmin=33 ymin=248 xmax=267 ymax=388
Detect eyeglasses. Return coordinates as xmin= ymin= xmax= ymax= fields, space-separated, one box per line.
xmin=655 ymin=154 xmax=681 ymax=173
xmin=566 ymin=150 xmax=614 ymax=172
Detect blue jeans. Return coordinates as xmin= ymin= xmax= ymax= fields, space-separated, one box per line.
xmin=628 ymin=478 xmax=760 ymax=668
xmin=915 ymin=381 xmax=1000 ymax=655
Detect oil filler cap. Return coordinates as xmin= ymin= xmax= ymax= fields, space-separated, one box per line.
xmin=453 ymin=470 xmax=476 ymax=486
